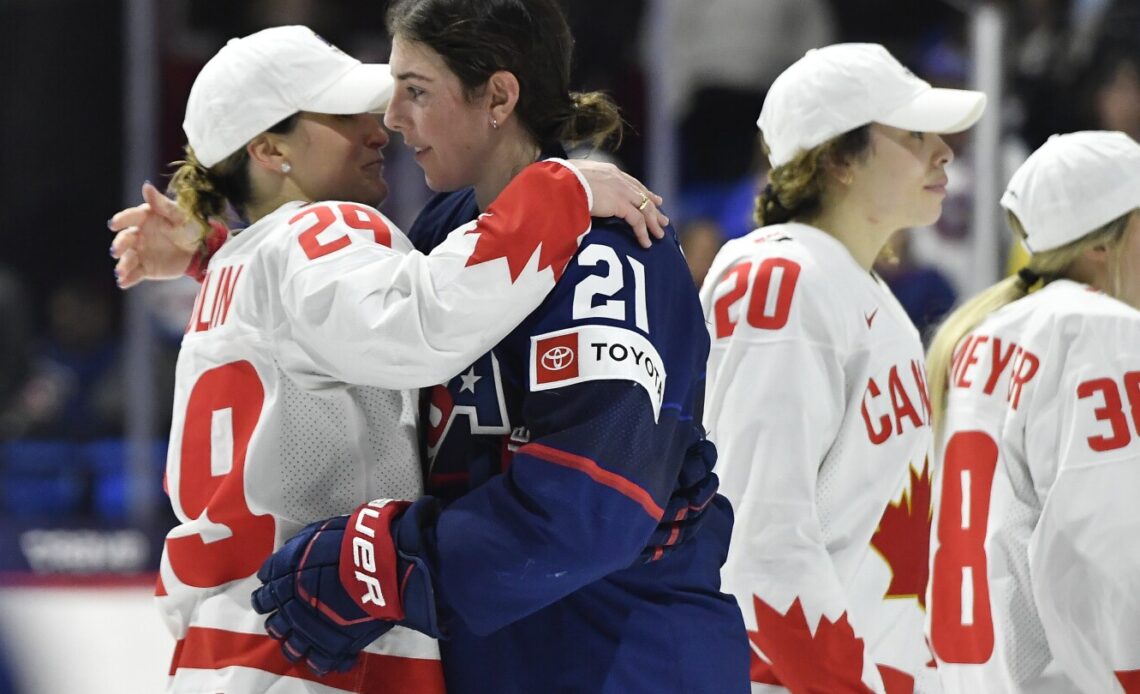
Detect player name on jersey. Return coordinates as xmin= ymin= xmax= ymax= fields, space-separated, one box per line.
xmin=948 ymin=334 xmax=1041 ymax=408
xmin=186 ymin=264 xmax=244 ymax=334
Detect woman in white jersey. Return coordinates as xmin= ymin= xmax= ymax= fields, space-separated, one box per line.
xmin=699 ymin=43 xmax=985 ymax=692
xmin=127 ymin=25 xmax=663 ymax=694
xmin=925 ymin=131 xmax=1140 ymax=693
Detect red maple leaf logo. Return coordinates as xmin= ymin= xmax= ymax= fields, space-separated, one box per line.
xmin=1118 ymin=670 xmax=1140 ymax=693
xmin=747 ymin=595 xmax=873 ymax=692
xmin=464 ymin=162 xmax=589 ymax=283
xmin=871 ymin=458 xmax=934 ymax=608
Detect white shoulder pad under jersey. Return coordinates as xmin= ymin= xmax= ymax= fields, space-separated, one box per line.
xmin=701 ymin=223 xmax=935 ymax=693
xmin=930 ymin=279 xmax=1140 ymax=693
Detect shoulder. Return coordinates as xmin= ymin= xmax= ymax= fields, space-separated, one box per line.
xmin=706 ymin=223 xmax=854 ymax=292
xmin=701 ymin=224 xmax=864 ymax=341
xmin=1003 ymin=281 xmax=1140 ymax=346
xmin=408 ymin=189 xmax=479 ymax=254
xmin=974 ymin=281 xmax=1140 ymax=392
xmin=543 ymin=219 xmax=695 ymax=315
xmin=267 ymin=200 xmax=413 ymax=268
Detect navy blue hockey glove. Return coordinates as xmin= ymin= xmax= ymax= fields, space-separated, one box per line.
xmin=640 ymin=438 xmax=720 ymax=563
xmin=251 ymin=498 xmax=444 ymax=676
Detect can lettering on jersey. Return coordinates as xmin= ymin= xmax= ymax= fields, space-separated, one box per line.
xmin=861 ymin=359 xmax=930 ymax=445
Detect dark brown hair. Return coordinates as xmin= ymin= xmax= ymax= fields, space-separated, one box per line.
xmin=386 ymin=0 xmax=622 ymax=149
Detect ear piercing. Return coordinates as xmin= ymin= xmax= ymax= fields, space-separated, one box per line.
xmin=281 ymin=162 xmax=292 ymax=174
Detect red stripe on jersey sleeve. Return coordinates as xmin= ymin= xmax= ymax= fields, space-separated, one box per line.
xmin=520 ymin=442 xmax=664 ymax=520
xmin=171 ymin=626 xmax=445 ymax=692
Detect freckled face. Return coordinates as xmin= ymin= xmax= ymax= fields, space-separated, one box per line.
xmin=1113 ymin=211 xmax=1140 ymax=310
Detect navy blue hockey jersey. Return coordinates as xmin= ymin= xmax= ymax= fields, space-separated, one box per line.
xmin=407 ymin=182 xmax=749 ymax=693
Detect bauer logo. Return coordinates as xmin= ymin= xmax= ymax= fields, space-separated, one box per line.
xmin=530 ymin=326 xmax=667 ymax=420
xmin=535 ymin=332 xmax=579 ymax=383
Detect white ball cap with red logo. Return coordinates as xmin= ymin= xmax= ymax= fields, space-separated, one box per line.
xmin=758 ymin=42 xmax=987 ymax=168
xmin=1002 ymin=130 xmax=1140 ymax=253
xmin=184 ymin=25 xmax=394 ymax=167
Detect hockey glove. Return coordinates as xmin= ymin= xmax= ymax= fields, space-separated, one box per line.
xmin=639 ymin=438 xmax=720 ymax=563
xmin=251 ymin=497 xmax=443 ymax=676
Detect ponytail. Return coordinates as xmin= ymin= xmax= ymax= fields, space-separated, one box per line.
xmin=166 ymin=112 xmax=301 ymax=242
xmin=755 ymin=126 xmax=871 ymax=228
xmin=558 ymin=91 xmax=623 ymax=150
xmin=926 ymin=274 xmax=1034 ymax=431
xmin=927 ymin=209 xmax=1135 ymax=432
xmin=167 ymin=146 xmax=234 ymax=245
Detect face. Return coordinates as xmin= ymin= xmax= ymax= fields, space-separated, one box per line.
xmin=1096 ymin=61 xmax=1140 ymax=136
xmin=278 ymin=112 xmax=390 ymax=206
xmin=384 ymin=36 xmax=496 ymax=192
xmin=846 ymin=123 xmax=954 ymax=230
xmin=1113 ymin=211 xmax=1140 ymax=310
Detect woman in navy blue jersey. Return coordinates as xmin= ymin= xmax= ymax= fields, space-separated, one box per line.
xmin=251 ymin=0 xmax=750 ymax=691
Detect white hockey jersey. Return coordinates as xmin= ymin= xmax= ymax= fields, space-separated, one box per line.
xmin=929 ymin=279 xmax=1140 ymax=694
xmin=157 ymin=161 xmax=593 ymax=693
xmin=701 ymin=223 xmax=935 ymax=693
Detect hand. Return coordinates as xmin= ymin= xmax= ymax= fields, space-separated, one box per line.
xmin=640 ymin=438 xmax=720 ymax=563
xmin=252 ymin=514 xmax=398 ymax=676
xmin=572 ymin=159 xmax=669 ymax=249
xmin=252 ymin=498 xmax=443 ymax=676
xmin=108 ymin=182 xmax=200 ymax=288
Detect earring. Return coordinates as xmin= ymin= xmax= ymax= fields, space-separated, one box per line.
xmin=280 ymin=162 xmax=292 ymax=174
xmin=490 ymin=118 xmax=499 ymax=130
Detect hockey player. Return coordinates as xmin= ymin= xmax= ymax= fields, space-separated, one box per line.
xmin=925 ymin=131 xmax=1140 ymax=693
xmin=115 ymin=24 xmax=674 ymax=694
xmin=699 ymin=44 xmax=986 ymax=692
xmin=248 ymin=0 xmax=750 ymax=691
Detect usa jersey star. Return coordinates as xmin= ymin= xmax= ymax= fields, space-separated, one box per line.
xmin=404 ymin=175 xmax=750 ymax=693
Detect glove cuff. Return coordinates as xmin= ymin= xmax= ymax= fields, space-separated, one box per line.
xmin=337 ymin=499 xmax=412 ymax=621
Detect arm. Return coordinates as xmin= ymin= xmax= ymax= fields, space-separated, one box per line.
xmin=1026 ymin=324 xmax=1140 ymax=692
xmin=108 ymin=162 xmax=667 ymax=289
xmin=277 ymin=159 xmax=590 ymax=390
xmin=702 ymin=257 xmax=885 ymax=692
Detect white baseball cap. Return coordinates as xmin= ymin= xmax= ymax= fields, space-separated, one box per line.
xmin=184 ymin=25 xmax=394 ymax=168
xmin=1002 ymin=131 xmax=1140 ymax=253
xmin=758 ymin=43 xmax=987 ymax=167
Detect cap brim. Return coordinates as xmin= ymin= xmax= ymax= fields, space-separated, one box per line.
xmin=878 ymin=87 xmax=987 ymax=134
xmin=304 ymin=63 xmax=394 ymax=115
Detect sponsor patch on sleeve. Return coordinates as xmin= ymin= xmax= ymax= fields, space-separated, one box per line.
xmin=530 ymin=325 xmax=667 ymax=420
